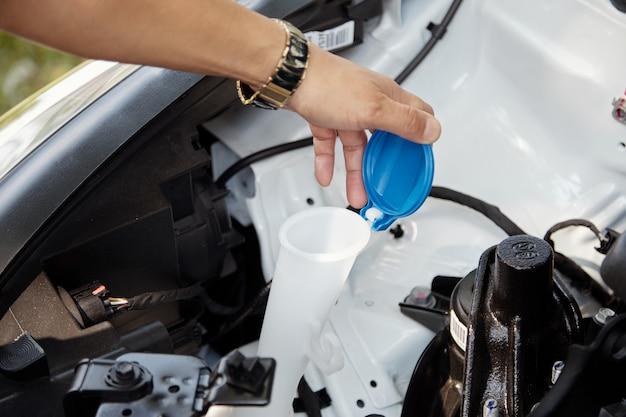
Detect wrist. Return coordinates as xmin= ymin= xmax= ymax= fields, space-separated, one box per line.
xmin=236 ymin=20 xmax=310 ymax=110
xmin=287 ymin=45 xmax=327 ymax=111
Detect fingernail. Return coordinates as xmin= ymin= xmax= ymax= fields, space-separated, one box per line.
xmin=423 ymin=117 xmax=441 ymax=143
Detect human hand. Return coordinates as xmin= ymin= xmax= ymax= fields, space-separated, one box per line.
xmin=288 ymin=45 xmax=441 ymax=208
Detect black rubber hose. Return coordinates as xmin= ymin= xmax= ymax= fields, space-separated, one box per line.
xmin=394 ymin=0 xmax=465 ymax=84
xmin=429 ymin=186 xmax=526 ymax=236
xmin=542 ymin=219 xmax=616 ymax=307
xmin=543 ymin=218 xmax=604 ymax=248
xmin=215 ymin=137 xmax=314 ymax=188
xmin=126 ymin=284 xmax=205 ymax=310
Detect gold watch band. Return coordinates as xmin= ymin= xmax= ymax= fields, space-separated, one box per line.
xmin=236 ymin=20 xmax=310 ymax=110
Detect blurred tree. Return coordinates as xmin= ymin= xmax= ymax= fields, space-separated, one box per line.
xmin=0 ymin=32 xmax=83 ymax=114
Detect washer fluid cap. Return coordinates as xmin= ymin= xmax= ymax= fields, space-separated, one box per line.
xmin=360 ymin=130 xmax=434 ymax=231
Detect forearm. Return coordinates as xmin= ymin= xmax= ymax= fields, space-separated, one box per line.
xmin=0 ymin=0 xmax=284 ymax=86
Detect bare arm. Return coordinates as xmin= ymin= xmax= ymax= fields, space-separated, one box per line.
xmin=0 ymin=0 xmax=441 ymax=207
xmin=0 ymin=0 xmax=283 ymax=87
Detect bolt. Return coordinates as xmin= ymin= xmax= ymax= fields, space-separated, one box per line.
xmin=551 ymin=361 xmax=565 ymax=385
xmin=114 ymin=362 xmax=135 ymax=380
xmin=594 ymin=308 xmax=616 ymax=326
xmin=483 ymin=398 xmax=499 ymax=417
xmin=107 ymin=361 xmax=141 ymax=387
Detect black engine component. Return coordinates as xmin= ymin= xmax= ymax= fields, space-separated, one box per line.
xmin=402 ymin=235 xmax=584 ymax=417
xmin=601 ymin=230 xmax=626 ymax=301
xmin=460 ymin=235 xmax=582 ymax=417
xmin=528 ymin=314 xmax=626 ymax=417
xmin=161 ymin=169 xmax=244 ymax=283
xmin=401 ymin=329 xmax=454 ymax=417
xmin=64 ymin=351 xmax=276 ymax=417
xmin=63 ymin=281 xmax=115 ymax=327
xmin=399 ymin=276 xmax=462 ymax=333
xmin=611 ymin=0 xmax=626 ymax=12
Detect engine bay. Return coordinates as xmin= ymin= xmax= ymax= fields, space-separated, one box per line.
xmin=1 ymin=0 xmax=625 ymax=416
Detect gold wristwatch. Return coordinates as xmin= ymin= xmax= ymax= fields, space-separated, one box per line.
xmin=236 ymin=20 xmax=310 ymax=110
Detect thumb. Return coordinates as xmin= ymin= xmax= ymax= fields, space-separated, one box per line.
xmin=371 ymin=97 xmax=441 ymax=143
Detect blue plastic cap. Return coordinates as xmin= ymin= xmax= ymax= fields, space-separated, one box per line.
xmin=360 ymin=130 xmax=434 ymax=231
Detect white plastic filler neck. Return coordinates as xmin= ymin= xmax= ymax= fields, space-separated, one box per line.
xmin=210 ymin=207 xmax=370 ymax=417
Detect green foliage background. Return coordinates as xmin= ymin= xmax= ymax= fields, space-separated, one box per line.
xmin=0 ymin=32 xmax=83 ymax=115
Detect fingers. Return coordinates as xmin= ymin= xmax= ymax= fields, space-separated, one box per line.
xmin=368 ymin=96 xmax=441 ymax=144
xmin=310 ymin=124 xmax=336 ymax=186
xmin=311 ymin=124 xmax=368 ymax=208
xmin=394 ymin=87 xmax=435 ymax=116
xmin=338 ymin=130 xmax=368 ymax=208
